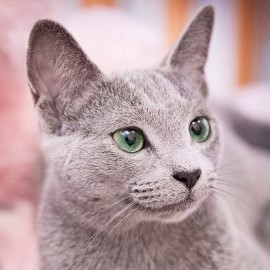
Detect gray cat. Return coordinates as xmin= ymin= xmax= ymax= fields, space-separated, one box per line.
xmin=27 ymin=6 xmax=270 ymax=270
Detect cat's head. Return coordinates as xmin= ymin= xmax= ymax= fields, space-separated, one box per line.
xmin=27 ymin=6 xmax=220 ymax=227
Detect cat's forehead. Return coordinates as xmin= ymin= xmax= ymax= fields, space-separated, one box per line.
xmin=112 ymin=69 xmax=207 ymax=109
xmin=80 ymin=70 xmax=210 ymax=135
xmin=120 ymin=70 xmax=181 ymax=106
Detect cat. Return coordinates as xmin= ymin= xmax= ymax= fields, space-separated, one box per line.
xmin=27 ymin=6 xmax=270 ymax=270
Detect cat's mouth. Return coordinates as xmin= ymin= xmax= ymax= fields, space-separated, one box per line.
xmin=126 ymin=176 xmax=213 ymax=220
xmin=126 ymin=192 xmax=200 ymax=219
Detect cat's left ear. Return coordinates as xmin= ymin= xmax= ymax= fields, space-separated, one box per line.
xmin=164 ymin=6 xmax=214 ymax=73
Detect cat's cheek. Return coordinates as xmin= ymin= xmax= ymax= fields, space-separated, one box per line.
xmin=198 ymin=135 xmax=221 ymax=167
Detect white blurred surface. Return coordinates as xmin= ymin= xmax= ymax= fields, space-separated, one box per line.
xmin=232 ymin=82 xmax=270 ymax=124
xmin=60 ymin=7 xmax=164 ymax=73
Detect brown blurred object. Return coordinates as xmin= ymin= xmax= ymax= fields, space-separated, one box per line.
xmin=82 ymin=0 xmax=115 ymax=7
xmin=237 ymin=0 xmax=270 ymax=85
xmin=237 ymin=0 xmax=257 ymax=85
xmin=166 ymin=0 xmax=190 ymax=48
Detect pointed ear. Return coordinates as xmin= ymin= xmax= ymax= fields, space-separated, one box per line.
xmin=165 ymin=6 xmax=214 ymax=72
xmin=27 ymin=20 xmax=103 ymax=134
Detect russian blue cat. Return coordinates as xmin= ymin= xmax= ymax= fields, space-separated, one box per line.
xmin=27 ymin=6 xmax=270 ymax=270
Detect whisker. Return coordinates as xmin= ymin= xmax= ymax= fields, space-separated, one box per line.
xmin=215 ymin=178 xmax=256 ymax=199
xmin=217 ymin=170 xmax=265 ymax=180
xmin=114 ymin=207 xmax=147 ymax=267
xmin=210 ymin=191 xmax=242 ymax=216
xmin=73 ymin=195 xmax=132 ymax=234
xmin=97 ymin=207 xmax=137 ymax=252
xmin=81 ymin=202 xmax=134 ymax=260
xmin=63 ymin=138 xmax=80 ymax=170
xmin=211 ymin=187 xmax=249 ymax=218
xmin=120 ymin=207 xmax=146 ymax=252
xmin=213 ymin=185 xmax=251 ymax=206
xmin=119 ymin=27 xmax=130 ymax=75
xmin=212 ymin=153 xmax=266 ymax=173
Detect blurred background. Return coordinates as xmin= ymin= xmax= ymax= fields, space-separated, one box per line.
xmin=0 ymin=0 xmax=269 ymax=269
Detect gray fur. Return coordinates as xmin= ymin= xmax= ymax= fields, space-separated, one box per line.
xmin=27 ymin=6 xmax=270 ymax=270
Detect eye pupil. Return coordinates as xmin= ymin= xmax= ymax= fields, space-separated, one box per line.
xmin=191 ymin=121 xmax=202 ymax=135
xmin=123 ymin=131 xmax=136 ymax=146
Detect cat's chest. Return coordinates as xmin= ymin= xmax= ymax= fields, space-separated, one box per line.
xmin=40 ymin=200 xmax=266 ymax=270
xmin=80 ymin=227 xmax=235 ymax=270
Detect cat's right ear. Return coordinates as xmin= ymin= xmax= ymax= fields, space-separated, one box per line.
xmin=27 ymin=20 xmax=103 ymax=133
xmin=164 ymin=6 xmax=214 ymax=74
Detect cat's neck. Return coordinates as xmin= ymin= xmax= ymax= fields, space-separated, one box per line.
xmin=40 ymin=197 xmax=237 ymax=270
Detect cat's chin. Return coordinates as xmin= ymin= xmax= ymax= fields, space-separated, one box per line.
xmin=130 ymin=193 xmax=208 ymax=223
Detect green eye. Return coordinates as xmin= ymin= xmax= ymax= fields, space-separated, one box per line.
xmin=189 ymin=117 xmax=211 ymax=143
xmin=113 ymin=129 xmax=145 ymax=153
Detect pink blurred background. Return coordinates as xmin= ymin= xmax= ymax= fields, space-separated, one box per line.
xmin=0 ymin=0 xmax=269 ymax=269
